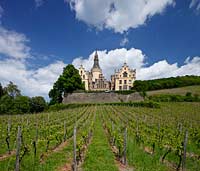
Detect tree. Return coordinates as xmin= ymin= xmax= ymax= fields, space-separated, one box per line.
xmin=30 ymin=96 xmax=47 ymax=113
xmin=49 ymin=64 xmax=84 ymax=104
xmin=4 ymin=81 xmax=21 ymax=98
xmin=0 ymin=95 xmax=14 ymax=114
xmin=13 ymin=96 xmax=31 ymax=114
xmin=0 ymin=83 xmax=4 ymax=99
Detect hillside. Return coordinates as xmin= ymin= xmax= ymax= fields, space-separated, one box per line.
xmin=147 ymin=85 xmax=200 ymax=96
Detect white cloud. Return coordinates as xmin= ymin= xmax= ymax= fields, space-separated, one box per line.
xmin=66 ymin=0 xmax=175 ymax=33
xmin=35 ymin=0 xmax=44 ymax=8
xmin=0 ymin=27 xmax=30 ymax=59
xmin=0 ymin=27 xmax=66 ymax=99
xmin=189 ymin=0 xmax=200 ymax=12
xmin=72 ymin=48 xmax=200 ymax=81
xmin=120 ymin=37 xmax=129 ymax=46
xmin=0 ymin=59 xmax=65 ymax=99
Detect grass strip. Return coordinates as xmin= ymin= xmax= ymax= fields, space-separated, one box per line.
xmin=82 ymin=114 xmax=118 ymax=171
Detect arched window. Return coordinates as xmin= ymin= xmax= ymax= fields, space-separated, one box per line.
xmin=123 ymin=72 xmax=128 ymax=77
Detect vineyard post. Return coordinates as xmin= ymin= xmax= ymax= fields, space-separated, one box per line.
xmin=6 ymin=120 xmax=11 ymax=154
xmin=33 ymin=117 xmax=38 ymax=159
xmin=136 ymin=118 xmax=139 ymax=137
xmin=36 ymin=118 xmax=38 ymax=142
xmin=112 ymin=121 xmax=114 ymax=145
xmin=123 ymin=127 xmax=127 ymax=165
xmin=64 ymin=120 xmax=66 ymax=142
xmin=73 ymin=126 xmax=77 ymax=171
xmin=15 ymin=126 xmax=22 ymax=171
xmin=182 ymin=129 xmax=188 ymax=171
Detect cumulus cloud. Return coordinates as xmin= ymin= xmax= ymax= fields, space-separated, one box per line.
xmin=0 ymin=58 xmax=65 ymax=99
xmin=189 ymin=0 xmax=200 ymax=12
xmin=0 ymin=27 xmax=30 ymax=59
xmin=0 ymin=27 xmax=66 ymax=99
xmin=72 ymin=48 xmax=200 ymax=81
xmin=66 ymin=0 xmax=175 ymax=33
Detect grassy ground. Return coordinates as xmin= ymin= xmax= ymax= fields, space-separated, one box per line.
xmin=82 ymin=115 xmax=118 ymax=171
xmin=127 ymin=138 xmax=167 ymax=171
xmin=147 ymin=85 xmax=200 ymax=96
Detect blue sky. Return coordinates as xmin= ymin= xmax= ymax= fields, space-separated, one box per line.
xmin=0 ymin=0 xmax=200 ymax=98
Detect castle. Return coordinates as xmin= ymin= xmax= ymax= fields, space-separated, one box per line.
xmin=78 ymin=51 xmax=136 ymax=91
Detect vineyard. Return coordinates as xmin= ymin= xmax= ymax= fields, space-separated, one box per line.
xmin=0 ymin=102 xmax=200 ymax=171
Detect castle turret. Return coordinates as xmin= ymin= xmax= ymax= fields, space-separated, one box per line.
xmin=92 ymin=51 xmax=101 ymax=69
xmin=91 ymin=51 xmax=102 ymax=82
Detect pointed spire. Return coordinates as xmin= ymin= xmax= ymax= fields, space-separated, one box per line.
xmin=92 ymin=50 xmax=101 ymax=69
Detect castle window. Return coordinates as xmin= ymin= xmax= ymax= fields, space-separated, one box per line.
xmin=119 ymin=80 xmax=122 ymax=84
xmin=129 ymin=80 xmax=132 ymax=83
xmin=83 ymin=75 xmax=85 ymax=79
xmin=124 ymin=80 xmax=127 ymax=84
xmin=81 ymin=70 xmax=83 ymax=75
xmin=123 ymin=72 xmax=127 ymax=77
xmin=123 ymin=85 xmax=127 ymax=90
xmin=119 ymin=86 xmax=122 ymax=90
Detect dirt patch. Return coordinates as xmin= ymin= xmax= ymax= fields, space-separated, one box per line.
xmin=53 ymin=140 xmax=69 ymax=152
xmin=57 ymin=158 xmax=73 ymax=171
xmin=115 ymin=160 xmax=134 ymax=171
xmin=40 ymin=140 xmax=69 ymax=164
xmin=0 ymin=150 xmax=16 ymax=161
xmin=144 ymin=146 xmax=153 ymax=155
xmin=186 ymin=152 xmax=200 ymax=159
xmin=161 ymin=159 xmax=177 ymax=171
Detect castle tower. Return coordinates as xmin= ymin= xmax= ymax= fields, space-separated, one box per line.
xmin=79 ymin=65 xmax=89 ymax=90
xmin=93 ymin=51 xmax=101 ymax=69
xmin=91 ymin=51 xmax=102 ymax=82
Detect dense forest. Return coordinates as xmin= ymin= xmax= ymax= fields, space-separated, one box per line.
xmin=0 ymin=82 xmax=47 ymax=114
xmin=133 ymin=75 xmax=200 ymax=91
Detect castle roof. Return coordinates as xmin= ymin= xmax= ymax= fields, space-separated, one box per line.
xmin=92 ymin=51 xmax=101 ymax=70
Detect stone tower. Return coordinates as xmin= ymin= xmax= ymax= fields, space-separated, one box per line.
xmin=91 ymin=51 xmax=102 ymax=82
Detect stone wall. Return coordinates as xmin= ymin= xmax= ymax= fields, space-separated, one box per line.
xmin=63 ymin=92 xmax=143 ymax=104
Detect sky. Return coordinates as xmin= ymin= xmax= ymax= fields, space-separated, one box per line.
xmin=0 ymin=0 xmax=200 ymax=99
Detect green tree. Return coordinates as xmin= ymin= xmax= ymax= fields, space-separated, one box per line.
xmin=49 ymin=64 xmax=84 ymax=105
xmin=0 ymin=83 xmax=5 ymax=99
xmin=13 ymin=96 xmax=31 ymax=114
xmin=0 ymin=95 xmax=14 ymax=114
xmin=4 ymin=81 xmax=21 ymax=98
xmin=30 ymin=96 xmax=47 ymax=113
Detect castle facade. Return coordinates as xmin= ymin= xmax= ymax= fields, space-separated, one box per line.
xmin=78 ymin=51 xmax=136 ymax=91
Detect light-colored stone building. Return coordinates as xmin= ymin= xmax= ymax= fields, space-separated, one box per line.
xmin=79 ymin=51 xmax=136 ymax=91
xmin=79 ymin=51 xmax=110 ymax=91
xmin=111 ymin=63 xmax=136 ymax=90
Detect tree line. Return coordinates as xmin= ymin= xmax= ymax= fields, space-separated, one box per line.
xmin=0 ymin=82 xmax=47 ymax=114
xmin=0 ymin=64 xmax=84 ymax=114
xmin=133 ymin=75 xmax=200 ymax=92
